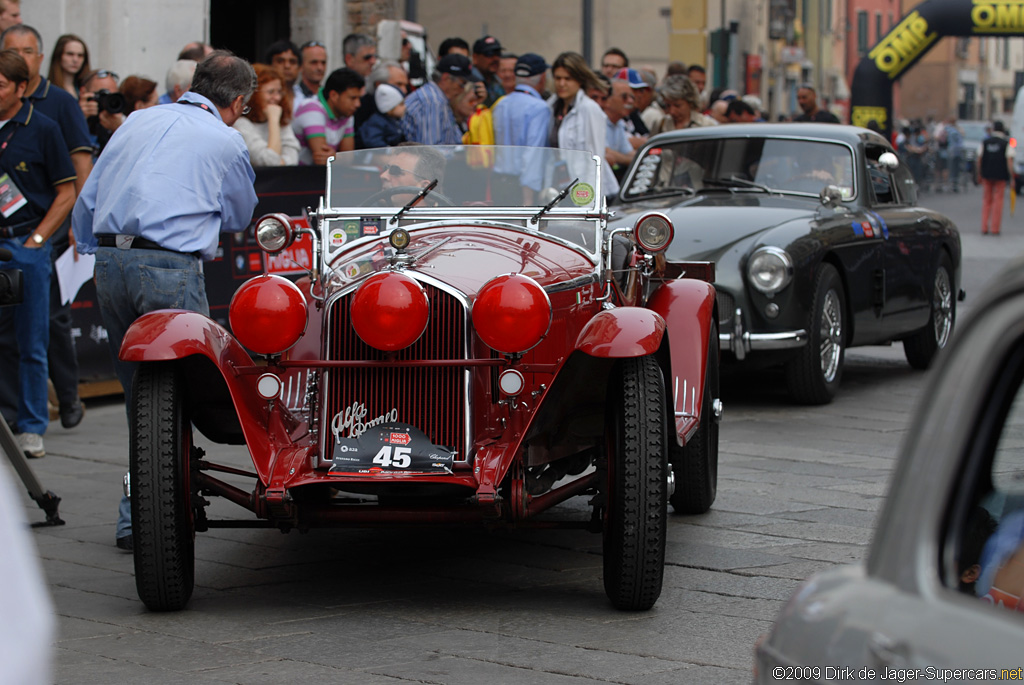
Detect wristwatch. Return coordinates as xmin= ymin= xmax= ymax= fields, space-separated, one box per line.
xmin=30 ymin=233 xmax=44 ymax=245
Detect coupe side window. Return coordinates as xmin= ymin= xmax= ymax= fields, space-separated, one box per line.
xmin=945 ymin=344 xmax=1024 ymax=615
xmin=866 ymin=146 xmax=896 ymax=205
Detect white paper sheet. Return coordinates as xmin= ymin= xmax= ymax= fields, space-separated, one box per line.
xmin=54 ymin=247 xmax=95 ymax=305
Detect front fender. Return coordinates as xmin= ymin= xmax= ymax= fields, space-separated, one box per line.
xmin=121 ymin=309 xmax=250 ymax=365
xmin=120 ymin=310 xmax=275 ymax=473
xmin=646 ymin=280 xmax=717 ymax=443
xmin=574 ymin=308 xmax=666 ymax=357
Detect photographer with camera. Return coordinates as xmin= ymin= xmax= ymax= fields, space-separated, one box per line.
xmin=0 ymin=48 xmax=77 ymax=459
xmin=78 ymin=68 xmax=126 ymax=157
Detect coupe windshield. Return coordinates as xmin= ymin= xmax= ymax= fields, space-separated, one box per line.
xmin=623 ymin=137 xmax=856 ymax=200
xmin=326 ymin=146 xmax=602 ymax=211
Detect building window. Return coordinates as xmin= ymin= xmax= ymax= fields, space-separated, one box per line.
xmin=876 ymin=12 xmax=883 ymax=42
xmin=858 ymin=11 xmax=869 ymax=55
xmin=1004 ymin=38 xmax=1011 ymax=70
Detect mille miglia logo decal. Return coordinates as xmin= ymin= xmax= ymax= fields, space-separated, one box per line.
xmin=331 ymin=401 xmax=398 ymax=441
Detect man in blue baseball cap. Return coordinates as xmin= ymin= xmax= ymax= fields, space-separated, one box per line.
xmin=615 ymin=67 xmax=650 ymax=140
xmin=492 ymin=53 xmax=552 ymax=203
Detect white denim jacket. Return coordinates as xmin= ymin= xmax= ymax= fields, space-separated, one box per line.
xmin=548 ymin=89 xmax=618 ymax=197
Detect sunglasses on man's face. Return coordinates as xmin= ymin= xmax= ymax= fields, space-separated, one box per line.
xmin=383 ymin=164 xmax=428 ymax=180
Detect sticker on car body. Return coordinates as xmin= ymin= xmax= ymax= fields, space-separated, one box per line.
xmin=328 ymin=423 xmax=455 ymax=475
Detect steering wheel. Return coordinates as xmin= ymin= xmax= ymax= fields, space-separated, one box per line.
xmin=364 ymin=185 xmax=456 ymax=207
xmin=786 ymin=171 xmax=836 ymax=193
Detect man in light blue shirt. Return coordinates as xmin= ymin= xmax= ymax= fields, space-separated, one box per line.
xmin=403 ymin=53 xmax=479 ymax=145
xmin=492 ymin=53 xmax=552 ymax=203
xmin=72 ymin=50 xmax=258 ymax=552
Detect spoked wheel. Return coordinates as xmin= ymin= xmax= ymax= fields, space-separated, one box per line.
xmin=785 ymin=263 xmax=845 ymax=405
xmin=603 ymin=355 xmax=668 ymax=611
xmin=670 ymin=322 xmax=720 ymax=515
xmin=131 ymin=362 xmax=196 ymax=611
xmin=903 ymin=253 xmax=955 ymax=369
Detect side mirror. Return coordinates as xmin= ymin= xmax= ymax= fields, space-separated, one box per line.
xmin=819 ymin=184 xmax=844 ymax=208
xmin=878 ymin=151 xmax=900 ymax=170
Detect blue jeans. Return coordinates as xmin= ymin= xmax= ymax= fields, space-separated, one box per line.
xmin=94 ymin=247 xmax=208 ymax=539
xmin=0 ymin=238 xmax=51 ymax=435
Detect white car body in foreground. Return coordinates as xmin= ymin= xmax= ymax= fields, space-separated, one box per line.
xmin=756 ymin=255 xmax=1024 ymax=682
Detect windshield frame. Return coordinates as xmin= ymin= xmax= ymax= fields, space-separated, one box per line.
xmin=313 ymin=146 xmax=609 ymax=266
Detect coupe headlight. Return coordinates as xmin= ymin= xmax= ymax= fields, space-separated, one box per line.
xmin=255 ymin=213 xmax=294 ymax=254
xmin=747 ymin=247 xmax=793 ymax=295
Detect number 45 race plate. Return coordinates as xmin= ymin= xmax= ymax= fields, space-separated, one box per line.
xmin=329 ymin=423 xmax=455 ymax=475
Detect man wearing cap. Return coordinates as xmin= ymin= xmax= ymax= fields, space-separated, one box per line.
xmin=614 ymin=67 xmax=650 ymax=141
xmin=472 ymin=35 xmax=504 ymax=107
xmin=492 ymin=53 xmax=552 ymax=203
xmin=403 ymin=53 xmax=480 ymax=145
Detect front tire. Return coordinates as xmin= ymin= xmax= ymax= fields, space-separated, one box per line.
xmin=785 ymin=263 xmax=845 ymax=405
xmin=903 ymin=253 xmax=955 ymax=369
xmin=603 ymin=355 xmax=668 ymax=611
xmin=670 ymin=321 xmax=720 ymax=515
xmin=131 ymin=362 xmax=195 ymax=611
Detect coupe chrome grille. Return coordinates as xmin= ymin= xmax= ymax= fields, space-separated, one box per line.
xmin=716 ymin=290 xmax=734 ymax=325
xmin=325 ymin=283 xmax=467 ymax=453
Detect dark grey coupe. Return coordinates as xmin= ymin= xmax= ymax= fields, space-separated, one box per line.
xmin=614 ymin=123 xmax=963 ymax=404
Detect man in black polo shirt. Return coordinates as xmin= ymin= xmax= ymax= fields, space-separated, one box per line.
xmin=977 ymin=120 xmax=1015 ymax=235
xmin=0 ymin=25 xmax=92 ymax=434
xmin=0 ymin=49 xmax=76 ymax=458
xmin=794 ymin=84 xmax=840 ymax=123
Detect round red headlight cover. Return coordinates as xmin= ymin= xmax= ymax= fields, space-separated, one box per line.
xmin=350 ymin=271 xmax=430 ymax=351
xmin=229 ymin=275 xmax=308 ymax=354
xmin=472 ymin=274 xmax=551 ymax=354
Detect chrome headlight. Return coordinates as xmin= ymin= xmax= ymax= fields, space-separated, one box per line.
xmin=633 ymin=213 xmax=674 ymax=253
xmin=255 ymin=213 xmax=294 ymax=254
xmin=747 ymin=247 xmax=793 ymax=295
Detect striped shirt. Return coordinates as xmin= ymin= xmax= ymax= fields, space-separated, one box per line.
xmin=292 ymin=90 xmax=354 ymax=166
xmin=402 ymin=81 xmax=462 ymax=145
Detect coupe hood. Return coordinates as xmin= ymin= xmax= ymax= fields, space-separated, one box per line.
xmin=614 ymin=194 xmax=819 ymax=262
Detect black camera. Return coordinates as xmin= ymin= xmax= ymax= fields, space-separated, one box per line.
xmin=89 ymin=89 xmax=126 ymax=115
xmin=0 ymin=248 xmax=23 ymax=307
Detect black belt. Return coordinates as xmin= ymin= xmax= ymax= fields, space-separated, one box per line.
xmin=0 ymin=219 xmax=39 ymax=239
xmin=96 ymin=234 xmax=199 ymax=259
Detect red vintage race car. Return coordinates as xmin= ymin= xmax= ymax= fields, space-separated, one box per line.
xmin=120 ymin=146 xmax=720 ymax=612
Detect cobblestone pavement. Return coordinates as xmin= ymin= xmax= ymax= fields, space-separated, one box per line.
xmin=7 ymin=183 xmax=1017 ymax=684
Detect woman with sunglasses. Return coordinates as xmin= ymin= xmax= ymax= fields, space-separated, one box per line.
xmin=547 ymin=52 xmax=618 ymax=197
xmin=234 ymin=63 xmax=300 ymax=166
xmin=47 ymin=34 xmax=90 ymax=99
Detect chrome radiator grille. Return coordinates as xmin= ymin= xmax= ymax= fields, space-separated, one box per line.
xmin=716 ymin=290 xmax=735 ymax=325
xmin=325 ymin=283 xmax=467 ymax=453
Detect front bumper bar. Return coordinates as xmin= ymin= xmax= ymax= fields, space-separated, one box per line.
xmin=719 ymin=307 xmax=807 ymax=360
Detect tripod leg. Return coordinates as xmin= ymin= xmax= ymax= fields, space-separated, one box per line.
xmin=0 ymin=419 xmax=64 ymax=526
